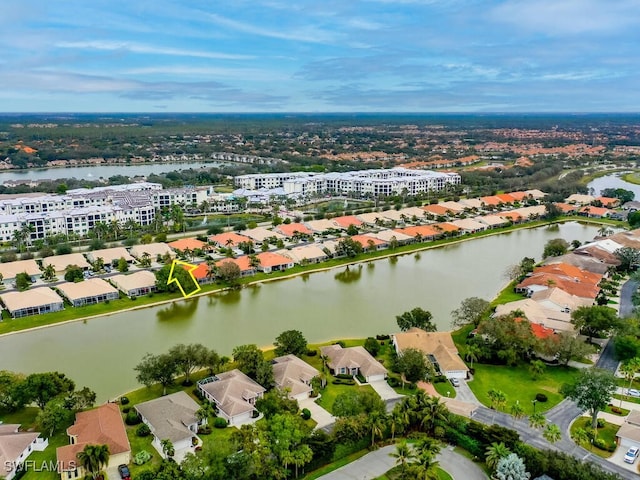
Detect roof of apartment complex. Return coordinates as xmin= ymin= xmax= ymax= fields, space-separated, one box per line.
xmin=369 ymin=229 xmax=413 ymax=243
xmin=57 ymin=403 xmax=130 ymax=471
xmin=42 ymin=253 xmax=91 ymax=272
xmin=129 ymin=242 xmax=175 ymax=259
xmin=109 ymin=271 xmax=156 ymax=293
xmin=0 ymin=424 xmax=42 ymax=471
xmin=134 ymin=391 xmax=200 ymax=444
xmin=272 ymin=355 xmax=319 ymax=397
xmin=393 ymin=328 xmax=468 ymax=373
xmin=0 ymin=259 xmax=41 ymax=278
xmin=200 ymin=369 xmax=266 ymax=418
xmin=319 ymin=344 xmax=387 ymax=378
xmin=0 ymin=287 xmax=64 ymax=313
xmin=86 ymin=247 xmax=135 ymax=264
xmin=57 ymin=278 xmax=119 ymax=302
xmin=450 ymin=218 xmax=486 ymax=231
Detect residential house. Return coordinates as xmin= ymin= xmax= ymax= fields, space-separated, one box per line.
xmin=368 ymin=229 xmax=413 ymax=245
xmin=198 ymin=369 xmax=266 ymax=425
xmin=272 ymin=355 xmax=320 ymax=400
xmin=494 ymin=299 xmax=575 ymax=333
xmin=277 ymin=245 xmax=328 ymax=264
xmin=0 ymin=259 xmax=41 ymax=282
xmin=255 ymin=252 xmax=294 ymax=273
xmin=595 ymin=196 xmax=620 ymax=208
xmin=168 ymin=237 xmax=210 ymax=253
xmin=0 ymin=287 xmax=64 ymax=318
xmin=57 ymin=403 xmax=131 ymax=480
xmin=422 ymin=204 xmax=453 ymax=217
xmin=319 ymin=344 xmax=387 ymax=382
xmin=135 ymin=391 xmax=203 ymax=461
xmin=579 ymin=206 xmax=610 ymax=218
xmin=356 ymin=212 xmax=387 ymax=226
xmin=0 ymin=425 xmax=48 ymax=480
xmin=450 ymin=218 xmax=486 ymax=234
xmin=616 ymin=410 xmax=640 ymax=449
xmin=215 ymin=256 xmax=257 ymax=277
xmin=304 ymin=219 xmax=342 ymax=233
xmin=394 ymin=225 xmax=441 ymax=241
xmin=130 ymin=242 xmax=176 ymax=261
xmin=57 ymin=278 xmax=120 ymax=307
xmin=530 ymin=287 xmax=593 ymax=314
xmin=554 ymin=203 xmax=579 ymax=214
xmin=238 ymin=227 xmax=285 ymax=245
xmin=566 ymin=194 xmax=595 ymax=205
xmin=109 ymin=271 xmax=157 ymax=298
xmin=85 ymin=247 xmax=134 ymax=266
xmin=439 ymin=201 xmax=466 ymax=213
xmin=476 ymin=215 xmax=509 ymax=228
xmin=332 ymin=215 xmax=363 ymax=229
xmin=42 ymin=253 xmax=91 ymax=274
xmin=351 ymin=234 xmax=386 ymax=250
xmin=392 ymin=328 xmax=469 ymax=379
xmin=274 ymin=223 xmax=313 ymax=237
xmin=208 ymin=232 xmax=253 ymax=248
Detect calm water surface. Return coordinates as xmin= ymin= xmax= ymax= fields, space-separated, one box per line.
xmin=0 ymin=222 xmax=601 ymax=400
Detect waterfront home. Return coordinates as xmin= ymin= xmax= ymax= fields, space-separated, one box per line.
xmin=277 ymin=245 xmax=328 ymax=264
xmin=135 ymin=391 xmax=203 ymax=462
xmin=392 ymin=328 xmax=469 ymax=379
xmin=553 ymin=202 xmax=579 ymax=214
xmin=432 ymin=222 xmax=460 ymax=236
xmin=198 ymin=369 xmax=266 ymax=426
xmin=320 ymin=344 xmax=387 ymax=382
xmin=616 ymin=410 xmax=640 ymax=451
xmin=208 ymin=232 xmax=253 ymax=248
xmin=530 ymin=287 xmax=594 ymax=313
xmin=494 ymin=299 xmax=575 ymax=333
xmin=129 ymin=242 xmax=176 ymax=261
xmin=274 ymin=222 xmax=314 ymax=237
xmin=255 ymin=252 xmax=294 ymax=273
xmin=57 ymin=278 xmax=119 ymax=307
xmin=565 ymin=194 xmax=595 ymax=205
xmin=85 ymin=247 xmax=135 ymax=266
xmin=0 ymin=287 xmax=64 ymax=318
xmin=476 ymin=215 xmax=509 ymax=228
xmin=368 ymin=229 xmax=413 ymax=245
xmin=578 ymin=206 xmax=611 ymax=218
xmin=513 ymin=205 xmax=546 ymax=218
xmin=544 ymin=254 xmax=611 ymax=275
xmin=272 ymin=354 xmax=320 ymax=400
xmin=109 ymin=271 xmax=157 ymax=298
xmin=450 ymin=218 xmax=486 ymax=234
xmin=0 ymin=425 xmax=48 ymax=480
xmin=332 ymin=215 xmax=363 ymax=229
xmin=439 ymin=201 xmax=466 ymax=213
xmin=515 ymin=263 xmax=602 ymax=300
xmin=42 ymin=253 xmax=91 ymax=274
xmin=351 ymin=234 xmax=387 ymax=250
xmin=394 ymin=225 xmax=440 ymax=241
xmin=214 ymin=256 xmax=257 ymax=277
xmin=57 ymin=403 xmax=131 ymax=480
xmin=0 ymin=259 xmax=41 ymax=282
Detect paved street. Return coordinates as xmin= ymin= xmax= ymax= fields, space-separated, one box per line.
xmin=317 ymin=444 xmax=488 ymax=480
xmin=619 ymin=278 xmax=639 ymax=318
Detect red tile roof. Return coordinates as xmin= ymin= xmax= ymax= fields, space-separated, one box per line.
xmin=480 ymin=195 xmax=503 ymax=206
xmin=432 ymin=222 xmax=460 ymax=233
xmin=351 ymin=235 xmax=386 ymax=247
xmin=208 ymin=232 xmax=252 ymax=247
xmin=421 ymin=204 xmax=452 ymax=216
xmin=215 ymin=256 xmax=254 ymax=273
xmin=332 ymin=216 xmax=363 ymax=228
xmin=595 ymin=196 xmax=619 ymax=207
xmin=256 ymin=252 xmax=293 ymax=268
xmin=554 ymin=202 xmax=578 ymax=213
xmin=496 ymin=193 xmax=516 ymax=204
xmin=579 ymin=206 xmax=610 ymax=217
xmin=276 ymin=223 xmax=313 ymax=237
xmin=508 ymin=191 xmax=528 ymax=201
xmin=395 ymin=225 xmax=441 ymax=238
xmin=168 ymin=238 xmax=207 ymax=251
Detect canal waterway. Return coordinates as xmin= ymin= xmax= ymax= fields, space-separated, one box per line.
xmin=0 ymin=162 xmax=216 ymax=183
xmin=587 ymin=173 xmax=640 ymax=199
xmin=0 ymin=222 xmax=602 ymax=401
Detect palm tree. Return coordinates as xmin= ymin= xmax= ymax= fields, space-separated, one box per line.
xmin=510 ymin=402 xmax=525 ymax=422
xmin=320 ymin=354 xmax=328 ymax=373
xmin=572 ymin=427 xmax=590 ymax=447
xmin=41 ymin=264 xmax=56 ymax=282
xmin=368 ymin=410 xmax=387 ymax=447
xmin=414 ymin=437 xmax=440 ymax=459
xmin=621 ymin=357 xmax=640 ymax=406
xmin=390 ymin=441 xmax=415 ymax=477
xmin=161 ymin=438 xmax=175 ymax=458
xmin=529 ymin=360 xmax=546 ymax=380
xmin=543 ymin=423 xmax=562 ymax=443
xmin=419 ymin=396 xmax=449 ymax=434
xmin=465 ymin=344 xmax=481 ymax=368
xmin=409 ymin=453 xmax=440 ymax=480
xmin=390 ymin=410 xmax=407 ymax=440
xmin=196 ymin=402 xmax=215 ymax=425
xmin=485 ymin=442 xmax=510 ymax=472
xmin=77 ymin=444 xmax=110 ymax=480
xmin=529 ymin=412 xmax=546 ymax=430
xmin=488 ymin=389 xmax=507 ymax=411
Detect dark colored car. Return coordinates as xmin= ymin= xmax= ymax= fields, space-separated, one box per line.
xmin=118 ymin=464 xmax=131 ymax=480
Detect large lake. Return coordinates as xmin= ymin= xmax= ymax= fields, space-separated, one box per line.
xmin=0 ymin=222 xmax=601 ymax=401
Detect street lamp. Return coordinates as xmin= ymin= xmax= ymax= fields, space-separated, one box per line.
xmin=532 ymin=399 xmax=537 ymax=414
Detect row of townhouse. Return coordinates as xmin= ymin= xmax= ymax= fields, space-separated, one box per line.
xmin=235 ymin=168 xmax=462 ymax=197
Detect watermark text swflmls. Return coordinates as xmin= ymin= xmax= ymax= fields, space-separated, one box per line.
xmin=4 ymin=460 xmax=74 ymax=473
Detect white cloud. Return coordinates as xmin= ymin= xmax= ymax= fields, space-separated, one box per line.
xmin=56 ymin=41 xmax=254 ymax=60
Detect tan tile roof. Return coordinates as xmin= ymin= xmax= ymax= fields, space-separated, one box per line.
xmin=240 ymin=227 xmax=285 ymax=242
xmin=200 ymin=369 xmax=265 ymax=419
xmin=57 ymin=278 xmax=118 ymax=301
xmin=109 ymin=271 xmax=156 ymax=293
xmin=134 ymin=391 xmax=200 ymax=444
xmin=42 ymin=253 xmax=90 ymax=272
xmin=86 ymin=247 xmax=134 ymax=265
xmin=0 ymin=287 xmax=63 ymax=313
xmin=319 ymin=345 xmax=387 ymax=378
xmin=276 ymin=245 xmax=328 ymax=263
xmin=272 ymin=355 xmax=319 ymax=397
xmin=57 ymin=403 xmax=130 ymax=471
xmin=0 ymin=259 xmax=41 ymax=279
xmin=130 ymin=243 xmax=175 ymax=259
xmin=393 ymin=328 xmax=468 ymax=373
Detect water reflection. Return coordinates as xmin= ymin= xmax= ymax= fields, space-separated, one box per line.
xmin=414 ymin=253 xmax=422 ymax=261
xmin=334 ymin=265 xmax=363 ymax=283
xmin=217 ymin=289 xmax=242 ymax=305
xmin=156 ymin=297 xmax=199 ymax=322
xmin=389 ymin=256 xmax=398 ymax=266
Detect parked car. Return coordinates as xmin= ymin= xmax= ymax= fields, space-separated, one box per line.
xmin=627 ymin=389 xmax=640 ymax=397
xmin=450 ymin=378 xmax=460 ymax=387
xmin=624 ymin=446 xmax=639 ymax=464
xmin=118 ymin=464 xmax=131 ymax=480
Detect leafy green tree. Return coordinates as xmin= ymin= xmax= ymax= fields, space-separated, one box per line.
xmin=396 ymin=307 xmax=436 ymax=332
xmin=621 ymin=358 xmax=640 ymax=402
xmin=255 ymin=389 xmax=299 ymax=419
xmin=64 ymin=265 xmax=84 ymax=283
xmin=160 ymin=438 xmax=175 ymax=458
xmin=36 ymin=398 xmax=74 ymax=437
xmin=218 ymin=260 xmax=242 ymax=284
xmin=629 ymin=211 xmax=640 ymax=228
xmin=117 ymin=257 xmax=129 ymax=273
xmin=570 ymin=306 xmax=619 ymax=343
xmin=614 ymin=246 xmax=640 ymax=272
xmin=529 ymin=412 xmax=546 ymax=430
xmin=602 ymin=187 xmax=634 ymax=204
xmin=77 ymin=444 xmax=110 ymax=480
xmin=336 ymin=237 xmax=363 ymax=258
xmin=488 ymin=388 xmax=507 ymax=411
xmin=540 ymin=332 xmax=594 ymax=365
xmin=543 ymin=423 xmax=562 ymax=443
xmin=561 ymin=368 xmax=617 ymax=429
xmin=495 ymin=453 xmax=530 ymax=480
xmin=346 ymin=224 xmax=359 ymax=235
xmin=233 ymin=344 xmax=274 ymax=388
xmin=390 ymin=441 xmax=415 ymax=476
xmin=476 ymin=314 xmax=537 ymax=365
xmin=168 ymin=343 xmax=210 ymax=385
xmin=15 ymin=372 xmax=75 ymax=409
xmin=154 ymin=264 xmax=193 ymax=293
xmin=529 ymin=360 xmax=546 ymax=380
xmin=364 ymin=337 xmax=380 ymax=356
xmin=485 ymin=442 xmax=511 ymax=472
xmin=134 ymin=353 xmax=178 ymax=395
xmin=15 ymin=272 xmax=31 ymax=291
xmin=451 ymin=297 xmax=490 ymax=328
xmin=274 ymin=330 xmax=308 ymax=357
xmin=333 ymin=389 xmax=385 ymax=417
xmin=543 ymin=238 xmax=569 ymax=258
xmin=394 ymin=348 xmax=431 ymax=383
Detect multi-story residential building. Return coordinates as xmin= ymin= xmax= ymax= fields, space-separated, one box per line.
xmin=235 ymin=168 xmax=461 ymax=197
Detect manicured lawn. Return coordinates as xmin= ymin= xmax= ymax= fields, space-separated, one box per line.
xmin=316 ymin=382 xmax=376 ymax=413
xmin=451 ymin=324 xmax=474 ymax=357
xmin=0 ymin=406 xmax=40 ymax=427
xmin=491 ymin=281 xmax=526 ymax=306
xmin=375 ymin=465 xmax=452 ymax=480
xmin=21 ymin=432 xmax=68 ymax=480
xmin=604 ymin=405 xmax=630 ymax=416
xmin=468 ymin=363 xmax=579 ymax=414
xmin=613 ymin=393 xmax=640 ymax=405
xmin=433 ymin=381 xmax=457 ymax=399
xmin=570 ymin=417 xmax=617 ymax=458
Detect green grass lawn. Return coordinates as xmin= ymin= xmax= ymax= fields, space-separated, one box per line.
xmin=21 ymin=432 xmax=68 ymax=480
xmin=468 ymin=363 xmax=579 ymax=414
xmin=491 ymin=281 xmax=526 ymax=306
xmin=316 ymin=382 xmax=376 ymax=413
xmin=570 ymin=417 xmax=618 ymax=458
xmin=433 ymin=381 xmax=457 ymax=399
xmin=604 ymin=405 xmax=630 ymax=416
xmin=375 ymin=465 xmax=452 ymax=480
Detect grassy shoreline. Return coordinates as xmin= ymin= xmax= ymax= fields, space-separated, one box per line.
xmin=0 ymin=215 xmax=623 ymax=338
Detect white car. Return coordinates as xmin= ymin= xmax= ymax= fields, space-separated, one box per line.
xmin=627 ymin=389 xmax=640 ymax=397
xmin=450 ymin=378 xmax=460 ymax=387
xmin=624 ymin=446 xmax=639 ymax=464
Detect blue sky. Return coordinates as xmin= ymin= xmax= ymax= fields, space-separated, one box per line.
xmin=1 ymin=0 xmax=639 ymax=113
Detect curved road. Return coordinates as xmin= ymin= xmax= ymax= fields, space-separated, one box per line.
xmin=317 ymin=444 xmax=487 ymax=480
